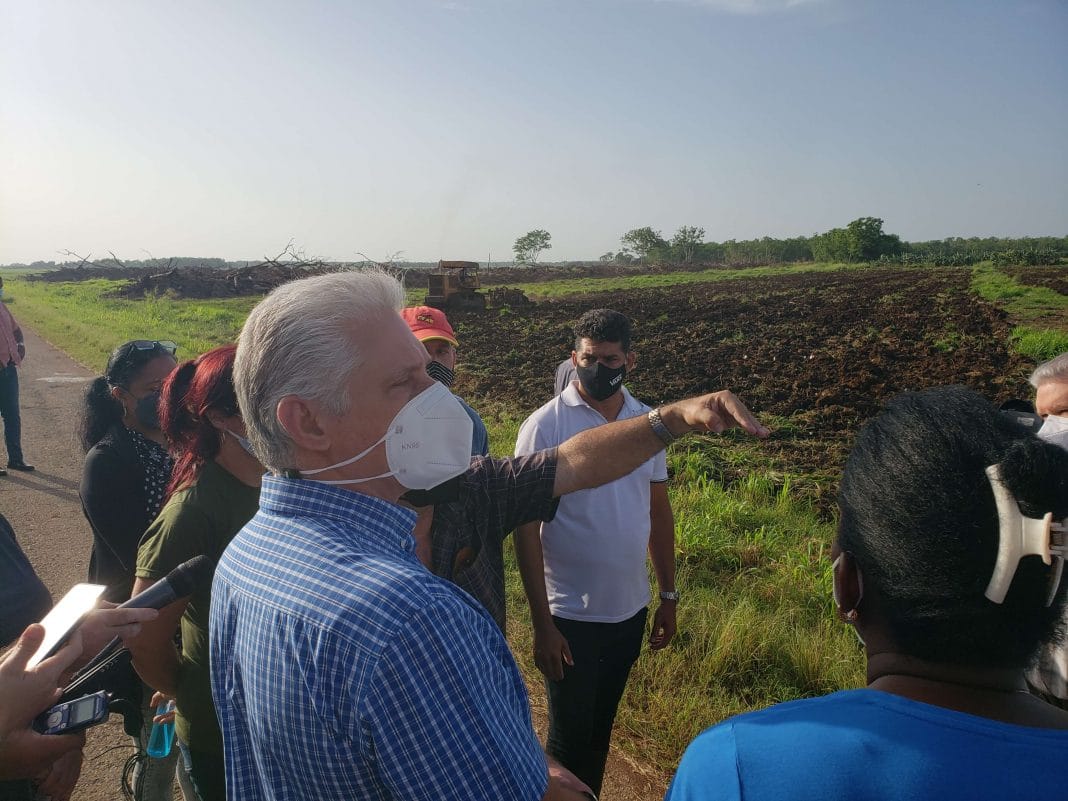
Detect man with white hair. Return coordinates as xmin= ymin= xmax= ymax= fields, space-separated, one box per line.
xmin=1028 ymin=351 xmax=1068 ymax=706
xmin=1031 ymin=352 xmax=1068 ymax=449
xmin=210 ymin=270 xmax=769 ymax=800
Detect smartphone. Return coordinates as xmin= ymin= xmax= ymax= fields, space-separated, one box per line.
xmin=33 ymin=690 xmax=110 ymax=735
xmin=27 ymin=583 xmax=108 ymax=668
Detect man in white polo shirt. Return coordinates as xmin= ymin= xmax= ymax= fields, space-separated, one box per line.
xmin=514 ymin=308 xmax=677 ymax=797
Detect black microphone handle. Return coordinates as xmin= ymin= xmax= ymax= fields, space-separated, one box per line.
xmin=117 ymin=554 xmax=213 ymax=610
xmin=116 ymin=581 xmax=180 ymax=611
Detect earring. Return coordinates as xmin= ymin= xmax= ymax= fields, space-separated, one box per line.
xmin=836 ymin=606 xmax=859 ymax=624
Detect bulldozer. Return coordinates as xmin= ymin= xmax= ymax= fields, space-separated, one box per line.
xmin=424 ymin=260 xmax=487 ymax=312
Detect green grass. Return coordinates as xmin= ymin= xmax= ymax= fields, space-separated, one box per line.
xmin=2 ymin=277 xmax=254 ymax=368
xmin=503 ymin=436 xmax=862 ymax=773
xmin=1011 ymin=326 xmax=1068 ymax=361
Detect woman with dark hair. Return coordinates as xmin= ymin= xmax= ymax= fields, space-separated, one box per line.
xmin=667 ymin=386 xmax=1068 ymax=800
xmin=79 ymin=339 xmax=179 ymax=602
xmin=78 ymin=339 xmax=188 ymax=801
xmin=127 ymin=345 xmax=263 ymax=801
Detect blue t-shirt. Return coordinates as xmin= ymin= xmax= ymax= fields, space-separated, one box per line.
xmin=666 ymin=689 xmax=1068 ymax=801
xmin=457 ymin=395 xmax=489 ymax=456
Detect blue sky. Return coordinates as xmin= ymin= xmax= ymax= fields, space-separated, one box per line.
xmin=1 ymin=0 xmax=1065 ymax=263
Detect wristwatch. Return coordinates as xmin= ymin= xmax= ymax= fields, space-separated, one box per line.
xmin=648 ymin=407 xmax=676 ymax=445
xmin=659 ymin=590 xmax=680 ymax=602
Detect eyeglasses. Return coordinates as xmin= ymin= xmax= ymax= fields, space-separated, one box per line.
xmin=123 ymin=340 xmax=178 ymax=356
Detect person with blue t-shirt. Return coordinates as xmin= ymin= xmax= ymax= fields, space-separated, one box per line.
xmin=667 ymin=386 xmax=1068 ymax=801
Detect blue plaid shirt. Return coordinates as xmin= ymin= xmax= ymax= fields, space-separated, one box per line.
xmin=210 ymin=475 xmax=548 ymax=800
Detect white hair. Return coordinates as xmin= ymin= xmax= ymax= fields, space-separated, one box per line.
xmin=1029 ymin=352 xmax=1068 ymax=390
xmin=234 ymin=269 xmax=405 ymax=471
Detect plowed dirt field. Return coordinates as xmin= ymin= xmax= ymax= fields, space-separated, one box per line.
xmin=451 ymin=267 xmax=1032 ymax=495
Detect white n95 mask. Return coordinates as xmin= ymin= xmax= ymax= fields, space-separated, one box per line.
xmin=300 ymin=381 xmax=473 ymax=490
xmin=1037 ymin=415 xmax=1068 ymax=452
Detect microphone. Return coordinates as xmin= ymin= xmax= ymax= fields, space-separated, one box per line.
xmin=119 ymin=555 xmax=213 ymax=610
xmin=62 ymin=555 xmax=215 ymax=707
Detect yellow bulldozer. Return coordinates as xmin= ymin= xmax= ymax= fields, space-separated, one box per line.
xmin=424 ymin=260 xmax=487 ymax=312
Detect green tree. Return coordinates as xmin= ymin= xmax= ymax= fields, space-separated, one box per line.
xmin=670 ymin=226 xmax=705 ymax=263
xmin=513 ymin=230 xmax=552 ymax=265
xmin=620 ymin=227 xmax=668 ymax=263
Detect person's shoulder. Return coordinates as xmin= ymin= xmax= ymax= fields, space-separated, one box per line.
xmin=145 ymin=486 xmax=213 ymax=536
xmin=82 ymin=428 xmax=136 ymax=475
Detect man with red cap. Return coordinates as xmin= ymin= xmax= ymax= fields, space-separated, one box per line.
xmin=401 ymin=306 xmax=489 ymax=456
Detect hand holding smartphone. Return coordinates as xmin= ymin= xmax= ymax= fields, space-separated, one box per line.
xmin=27 ymin=584 xmax=107 ymax=669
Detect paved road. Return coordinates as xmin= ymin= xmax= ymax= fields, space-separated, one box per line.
xmin=3 ymin=323 xmax=667 ymax=800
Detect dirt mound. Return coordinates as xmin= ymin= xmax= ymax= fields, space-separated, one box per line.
xmin=1003 ymin=265 xmax=1068 ymax=295
xmin=27 ymin=265 xmax=162 ymax=282
xmin=486 ymin=287 xmax=533 ymax=307
xmin=108 ymin=263 xmax=336 ymax=299
xmin=402 ymin=261 xmax=737 ymax=290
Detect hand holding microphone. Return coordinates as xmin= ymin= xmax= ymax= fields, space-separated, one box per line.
xmin=119 ymin=555 xmax=213 ymax=612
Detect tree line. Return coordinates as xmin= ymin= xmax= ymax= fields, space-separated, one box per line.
xmin=510 ymin=221 xmax=1068 ymax=267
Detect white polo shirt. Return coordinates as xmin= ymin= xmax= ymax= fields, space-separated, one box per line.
xmin=515 ymin=382 xmax=669 ymax=623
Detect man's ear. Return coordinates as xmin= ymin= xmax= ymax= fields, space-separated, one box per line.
xmin=571 ymin=351 xmax=579 ymax=367
xmin=626 ymin=351 xmax=637 ymax=372
xmin=276 ymin=395 xmax=331 ymax=454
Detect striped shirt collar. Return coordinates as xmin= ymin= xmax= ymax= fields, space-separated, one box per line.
xmin=259 ymin=474 xmax=419 ymax=555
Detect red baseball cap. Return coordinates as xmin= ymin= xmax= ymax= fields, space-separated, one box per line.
xmin=401 ymin=306 xmax=459 ymax=346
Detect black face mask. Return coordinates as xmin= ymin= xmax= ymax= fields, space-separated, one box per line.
xmin=576 ymin=362 xmax=626 ymax=401
xmin=426 ymin=360 xmax=456 ymax=388
xmin=134 ymin=391 xmax=162 ymax=430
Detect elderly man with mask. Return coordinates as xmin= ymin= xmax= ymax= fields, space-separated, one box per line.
xmin=1027 ymin=351 xmax=1068 ymax=707
xmin=210 ymin=270 xmax=768 ymax=801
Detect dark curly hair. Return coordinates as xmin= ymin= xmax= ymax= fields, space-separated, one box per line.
xmin=573 ymin=309 xmax=632 ymax=352
xmin=837 ymin=385 xmax=1068 ymax=668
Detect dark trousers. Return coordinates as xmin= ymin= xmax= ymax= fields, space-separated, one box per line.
xmin=0 ymin=362 xmax=24 ymax=465
xmin=545 ymin=608 xmax=647 ymax=797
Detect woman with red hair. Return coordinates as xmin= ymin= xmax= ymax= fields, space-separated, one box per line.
xmin=126 ymin=345 xmax=263 ymax=801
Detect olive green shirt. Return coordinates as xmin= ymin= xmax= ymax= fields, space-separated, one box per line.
xmin=136 ymin=460 xmax=260 ymax=755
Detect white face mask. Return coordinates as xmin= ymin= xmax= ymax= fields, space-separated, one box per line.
xmin=1038 ymin=415 xmax=1068 ymax=452
xmin=300 ymin=381 xmax=473 ymax=490
xmin=224 ymin=427 xmax=258 ymax=458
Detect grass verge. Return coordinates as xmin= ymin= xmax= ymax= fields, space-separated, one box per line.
xmin=1 ymin=277 xmax=253 ymax=368
xmin=971 ymin=263 xmax=1068 ymax=361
